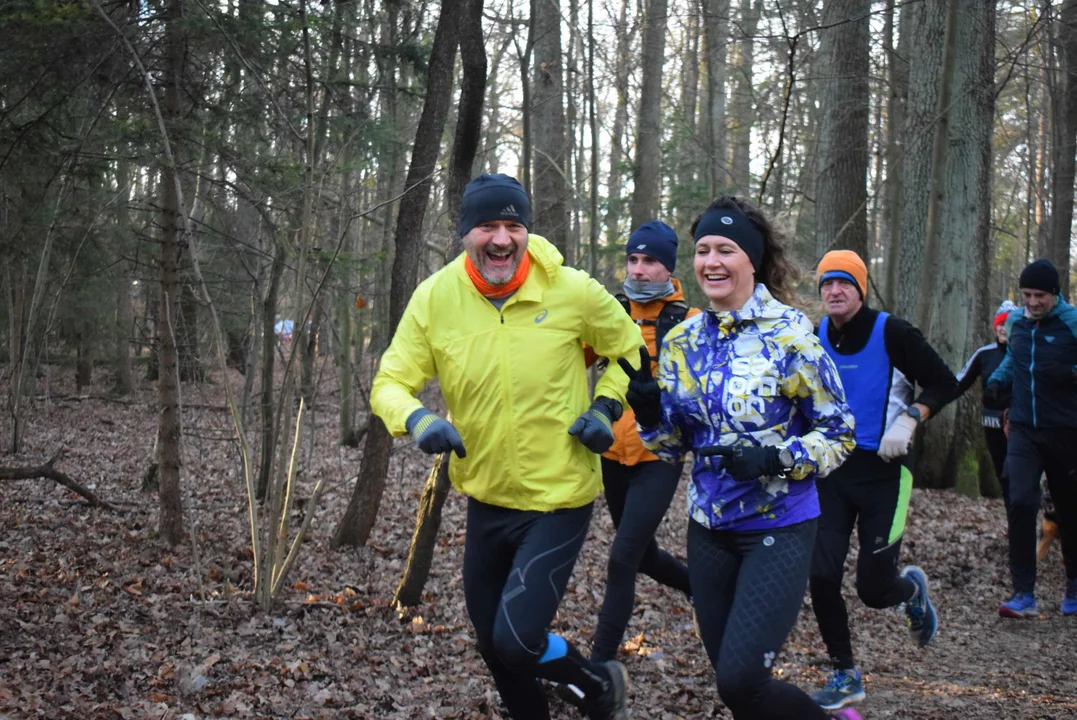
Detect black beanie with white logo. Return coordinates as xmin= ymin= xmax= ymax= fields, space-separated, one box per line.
xmin=457 ymin=174 xmax=531 ymax=238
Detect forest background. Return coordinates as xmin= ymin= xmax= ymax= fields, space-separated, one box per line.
xmin=2 ymin=0 xmax=1077 ymax=717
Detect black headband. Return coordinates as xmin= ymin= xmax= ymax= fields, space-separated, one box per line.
xmin=693 ymin=207 xmax=765 ymax=270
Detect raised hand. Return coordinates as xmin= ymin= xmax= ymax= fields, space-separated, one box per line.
xmin=616 ymin=347 xmax=662 ymax=429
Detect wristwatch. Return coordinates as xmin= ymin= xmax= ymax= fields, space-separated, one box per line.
xmin=778 ymin=447 xmax=795 ymax=471
xmin=903 ymin=406 xmax=922 ymax=425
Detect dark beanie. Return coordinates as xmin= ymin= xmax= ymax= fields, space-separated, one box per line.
xmin=1019 ymin=259 xmax=1060 ymax=295
xmin=457 ymin=173 xmax=531 ymax=238
xmin=625 ymin=220 xmax=679 ymax=272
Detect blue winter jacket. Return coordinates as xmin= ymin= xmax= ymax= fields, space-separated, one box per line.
xmin=987 ymin=297 xmax=1077 ymax=429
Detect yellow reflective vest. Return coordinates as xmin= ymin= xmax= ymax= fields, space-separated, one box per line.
xmin=371 ymin=234 xmax=644 ymax=511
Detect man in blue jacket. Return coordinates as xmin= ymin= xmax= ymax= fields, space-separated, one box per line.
xmin=987 ymin=259 xmax=1077 ymax=618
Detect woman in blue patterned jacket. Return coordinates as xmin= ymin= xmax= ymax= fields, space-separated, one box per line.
xmin=619 ymin=196 xmax=858 ymax=719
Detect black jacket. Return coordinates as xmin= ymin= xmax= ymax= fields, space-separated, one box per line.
xmin=956 ymin=342 xmax=1010 ymax=412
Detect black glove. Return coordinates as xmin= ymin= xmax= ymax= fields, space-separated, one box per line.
xmin=616 ymin=347 xmax=662 ymax=428
xmin=698 ymin=445 xmax=783 ymax=482
xmin=406 ymin=409 xmax=466 ymax=458
xmin=568 ymin=397 xmax=622 ymax=454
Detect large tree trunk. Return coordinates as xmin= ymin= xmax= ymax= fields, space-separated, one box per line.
xmin=701 ymin=0 xmax=729 ymax=196
xmin=157 ymin=0 xmax=186 ymax=546
xmin=916 ymin=0 xmax=994 ymax=490
xmin=895 ymin=0 xmax=947 ymax=319
xmin=332 ymin=0 xmax=463 ymax=549
xmin=1050 ymin=0 xmax=1077 ymax=294
xmin=630 ymin=0 xmax=669 ymax=229
xmin=814 ymin=0 xmax=870 ymax=260
xmin=531 ymin=0 xmax=568 ymax=253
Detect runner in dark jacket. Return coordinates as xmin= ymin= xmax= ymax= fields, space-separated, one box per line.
xmin=954 ymin=301 xmax=1017 ymax=504
xmin=986 ymin=260 xmax=1077 ymax=618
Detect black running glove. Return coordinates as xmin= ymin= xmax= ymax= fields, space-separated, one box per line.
xmin=616 ymin=347 xmax=662 ymax=429
xmin=406 ymin=409 xmax=467 ymax=458
xmin=568 ymin=397 xmax=622 ymax=454
xmin=698 ymin=445 xmax=785 ymax=482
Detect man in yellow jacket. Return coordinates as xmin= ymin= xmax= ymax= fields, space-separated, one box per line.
xmin=371 ymin=173 xmax=644 ymax=720
xmin=585 ymin=221 xmax=699 ymax=665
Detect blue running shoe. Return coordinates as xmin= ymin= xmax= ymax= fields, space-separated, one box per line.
xmin=900 ymin=566 xmax=938 ymax=647
xmin=811 ymin=668 xmax=865 ymax=711
xmin=998 ymin=592 xmax=1038 ymax=618
xmin=1063 ymin=578 xmax=1077 ymax=616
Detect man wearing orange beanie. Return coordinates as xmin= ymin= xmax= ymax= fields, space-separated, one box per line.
xmin=806 ymin=250 xmax=958 ymax=712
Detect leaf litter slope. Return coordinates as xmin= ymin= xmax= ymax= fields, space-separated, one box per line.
xmin=0 ymin=366 xmax=1075 ymax=719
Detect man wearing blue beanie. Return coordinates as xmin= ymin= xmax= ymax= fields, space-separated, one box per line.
xmin=372 ymin=172 xmax=643 ymax=719
xmin=579 ymin=219 xmax=698 ymax=671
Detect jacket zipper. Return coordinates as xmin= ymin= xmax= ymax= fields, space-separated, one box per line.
xmin=1031 ymin=322 xmax=1038 ymax=428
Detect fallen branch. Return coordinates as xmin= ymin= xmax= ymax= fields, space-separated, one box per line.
xmin=0 ymin=449 xmax=119 ymax=510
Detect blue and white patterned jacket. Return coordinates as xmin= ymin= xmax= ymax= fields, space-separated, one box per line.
xmin=640 ymin=284 xmax=856 ymax=531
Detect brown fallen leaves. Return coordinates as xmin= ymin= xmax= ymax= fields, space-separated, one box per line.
xmin=1 ymin=365 xmax=1076 ymax=719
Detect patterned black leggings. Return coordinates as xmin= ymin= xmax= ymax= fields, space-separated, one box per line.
xmin=689 ymin=518 xmax=829 ymax=720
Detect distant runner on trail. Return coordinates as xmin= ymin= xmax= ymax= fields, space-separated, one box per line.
xmin=985 ymin=259 xmax=1077 ymax=619
xmin=583 ymin=220 xmax=697 ymax=666
xmin=370 ymin=173 xmax=643 ymax=720
xmin=620 ymin=196 xmax=860 ymax=720
xmin=808 ymin=250 xmax=956 ymax=713
xmin=953 ymin=300 xmax=1017 ymax=505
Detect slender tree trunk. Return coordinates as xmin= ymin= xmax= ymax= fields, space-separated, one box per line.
xmin=701 ymin=0 xmax=729 ymax=195
xmin=256 ymin=245 xmax=285 ymax=500
xmin=157 ymin=0 xmax=186 ymax=546
xmin=604 ymin=0 xmax=633 ymax=257
xmin=630 ymin=0 xmax=669 ymax=228
xmin=393 ymin=451 xmax=452 ymax=607
xmin=729 ymin=0 xmax=759 ymax=194
xmin=531 ymin=0 xmax=568 ymax=253
xmin=814 ymin=0 xmax=870 ymax=259
xmin=333 ymin=0 xmax=463 ymax=549
xmin=1050 ymin=0 xmax=1077 ymax=293
xmin=883 ymin=0 xmax=909 ymax=308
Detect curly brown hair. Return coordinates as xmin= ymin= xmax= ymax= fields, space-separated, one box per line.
xmin=689 ymin=195 xmax=803 ymax=307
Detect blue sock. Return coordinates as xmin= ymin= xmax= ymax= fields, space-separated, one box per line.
xmin=537 ymin=633 xmax=568 ymax=664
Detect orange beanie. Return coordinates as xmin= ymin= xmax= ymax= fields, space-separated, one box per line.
xmin=817 ymin=250 xmax=868 ymax=299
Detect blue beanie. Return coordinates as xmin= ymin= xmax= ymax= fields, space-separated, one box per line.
xmin=457 ymin=173 xmax=531 ymax=237
xmin=625 ymin=220 xmax=679 ymax=272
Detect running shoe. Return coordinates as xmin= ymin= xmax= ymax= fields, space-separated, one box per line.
xmin=832 ymin=709 xmax=865 ymax=720
xmin=998 ymin=592 xmax=1038 ymax=618
xmin=554 ymin=682 xmax=587 ymax=713
xmin=900 ymin=565 xmax=938 ymax=646
xmin=1063 ymin=578 xmax=1077 ymax=616
xmin=811 ymin=668 xmax=865 ymax=711
xmin=586 ymin=660 xmax=630 ymax=720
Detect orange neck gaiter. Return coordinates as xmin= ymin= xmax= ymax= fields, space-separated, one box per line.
xmin=465 ymin=251 xmax=531 ymax=299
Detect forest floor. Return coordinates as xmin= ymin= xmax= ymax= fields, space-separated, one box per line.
xmin=1 ymin=365 xmax=1076 ymax=720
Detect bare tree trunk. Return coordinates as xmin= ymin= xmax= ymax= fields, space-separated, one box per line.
xmin=394 ymin=452 xmax=452 ymax=607
xmin=256 ymin=246 xmax=285 ymax=500
xmin=157 ymin=0 xmax=186 ymax=546
xmin=531 ymin=0 xmax=568 ymax=253
xmin=333 ymin=0 xmax=463 ymax=549
xmin=917 ymin=0 xmax=994 ymax=490
xmin=630 ymin=0 xmax=669 ymax=229
xmin=701 ymin=0 xmax=729 ymax=195
xmin=729 ymin=0 xmax=759 ymax=194
xmin=604 ymin=0 xmax=633 ymax=258
xmin=814 ymin=0 xmax=870 ymax=259
xmin=896 ymin=0 xmax=946 ymax=319
xmin=883 ymin=0 xmax=909 ymax=309
xmin=112 ymin=264 xmax=134 ymax=395
xmin=1050 ymin=0 xmax=1077 ymax=294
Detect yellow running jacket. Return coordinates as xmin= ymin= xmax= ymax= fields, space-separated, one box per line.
xmin=370 ymin=234 xmax=645 ymax=511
